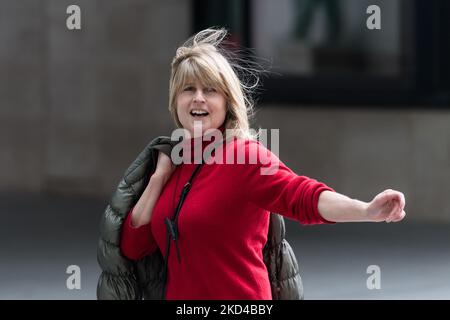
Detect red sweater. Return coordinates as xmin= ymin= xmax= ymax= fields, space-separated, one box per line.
xmin=120 ymin=137 xmax=334 ymax=300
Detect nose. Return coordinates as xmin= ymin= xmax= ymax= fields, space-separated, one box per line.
xmin=193 ymin=89 xmax=205 ymax=103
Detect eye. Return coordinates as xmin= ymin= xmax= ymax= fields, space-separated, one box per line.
xmin=183 ymin=86 xmax=195 ymax=92
xmin=204 ymin=87 xmax=217 ymax=93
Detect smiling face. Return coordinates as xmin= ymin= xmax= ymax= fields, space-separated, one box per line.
xmin=176 ymin=80 xmax=227 ymax=137
xmin=169 ymin=43 xmax=249 ymax=138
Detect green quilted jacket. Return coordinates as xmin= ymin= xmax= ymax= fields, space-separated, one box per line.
xmin=97 ymin=136 xmax=304 ymax=300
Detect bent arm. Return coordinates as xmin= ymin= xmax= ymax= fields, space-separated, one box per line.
xmin=131 ymin=173 xmax=168 ymax=227
xmin=120 ymin=173 xmax=169 ymax=260
xmin=121 ymin=209 xmax=158 ymax=260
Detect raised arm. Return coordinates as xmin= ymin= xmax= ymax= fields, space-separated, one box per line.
xmin=130 ymin=151 xmax=176 ymax=227
xmin=120 ymin=151 xmax=176 ymax=261
xmin=317 ymin=189 xmax=406 ymax=223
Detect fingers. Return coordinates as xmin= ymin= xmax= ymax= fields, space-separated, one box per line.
xmin=385 ymin=198 xmax=406 ymax=222
xmin=386 ymin=210 xmax=406 ymax=223
xmin=374 ymin=189 xmax=399 ymax=204
xmin=378 ymin=189 xmax=406 ymax=223
xmin=398 ymin=192 xmax=406 ymax=211
xmin=392 ymin=210 xmax=406 ymax=222
xmin=382 ymin=190 xmax=405 ymax=208
xmin=371 ymin=190 xmax=392 ymax=208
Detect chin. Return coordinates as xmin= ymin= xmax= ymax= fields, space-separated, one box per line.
xmin=190 ymin=122 xmax=211 ymax=133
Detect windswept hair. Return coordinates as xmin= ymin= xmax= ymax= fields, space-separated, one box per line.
xmin=168 ymin=27 xmax=267 ymax=140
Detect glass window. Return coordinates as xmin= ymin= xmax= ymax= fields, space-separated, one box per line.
xmin=193 ymin=0 xmax=450 ymax=106
xmin=251 ymin=0 xmax=403 ymax=77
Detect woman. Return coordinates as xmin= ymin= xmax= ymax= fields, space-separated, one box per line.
xmin=118 ymin=28 xmax=406 ymax=300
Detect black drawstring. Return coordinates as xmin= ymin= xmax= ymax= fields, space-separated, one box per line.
xmin=162 ymin=164 xmax=202 ymax=299
xmin=160 ymin=136 xmax=229 ymax=299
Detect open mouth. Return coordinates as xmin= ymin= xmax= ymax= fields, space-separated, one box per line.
xmin=190 ymin=110 xmax=209 ymax=118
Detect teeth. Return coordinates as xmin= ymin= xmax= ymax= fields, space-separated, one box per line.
xmin=191 ymin=110 xmax=209 ymax=116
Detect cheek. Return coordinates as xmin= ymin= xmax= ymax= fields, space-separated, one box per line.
xmin=176 ymin=97 xmax=191 ymax=120
xmin=177 ymin=95 xmax=189 ymax=109
xmin=219 ymin=101 xmax=228 ymax=120
xmin=213 ymin=97 xmax=227 ymax=116
xmin=175 ymin=99 xmax=188 ymax=123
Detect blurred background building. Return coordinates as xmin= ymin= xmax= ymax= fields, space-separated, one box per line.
xmin=1 ymin=0 xmax=449 ymax=299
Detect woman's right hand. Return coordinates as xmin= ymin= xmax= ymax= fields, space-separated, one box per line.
xmin=153 ymin=151 xmax=176 ymax=184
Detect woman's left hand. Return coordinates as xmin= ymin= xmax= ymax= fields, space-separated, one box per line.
xmin=366 ymin=189 xmax=406 ymax=223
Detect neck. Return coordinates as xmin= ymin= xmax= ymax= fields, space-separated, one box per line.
xmin=185 ymin=124 xmax=226 ymax=140
xmin=179 ymin=124 xmax=227 ymax=163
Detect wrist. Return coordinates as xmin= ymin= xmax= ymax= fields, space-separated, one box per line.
xmin=361 ymin=201 xmax=371 ymax=221
xmin=362 ymin=200 xmax=382 ymax=222
xmin=348 ymin=198 xmax=372 ymax=222
xmin=151 ymin=171 xmax=170 ymax=185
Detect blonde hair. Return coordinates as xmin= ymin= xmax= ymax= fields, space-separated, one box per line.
xmin=168 ymin=28 xmax=262 ymax=140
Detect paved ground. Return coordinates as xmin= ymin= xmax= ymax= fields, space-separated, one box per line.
xmin=1 ymin=192 xmax=449 ymax=299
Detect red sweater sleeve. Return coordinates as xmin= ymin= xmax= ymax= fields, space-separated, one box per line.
xmin=238 ymin=140 xmax=335 ymax=225
xmin=120 ymin=207 xmax=158 ymax=261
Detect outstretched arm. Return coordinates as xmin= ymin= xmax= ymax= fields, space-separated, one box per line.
xmin=317 ymin=189 xmax=406 ymax=223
